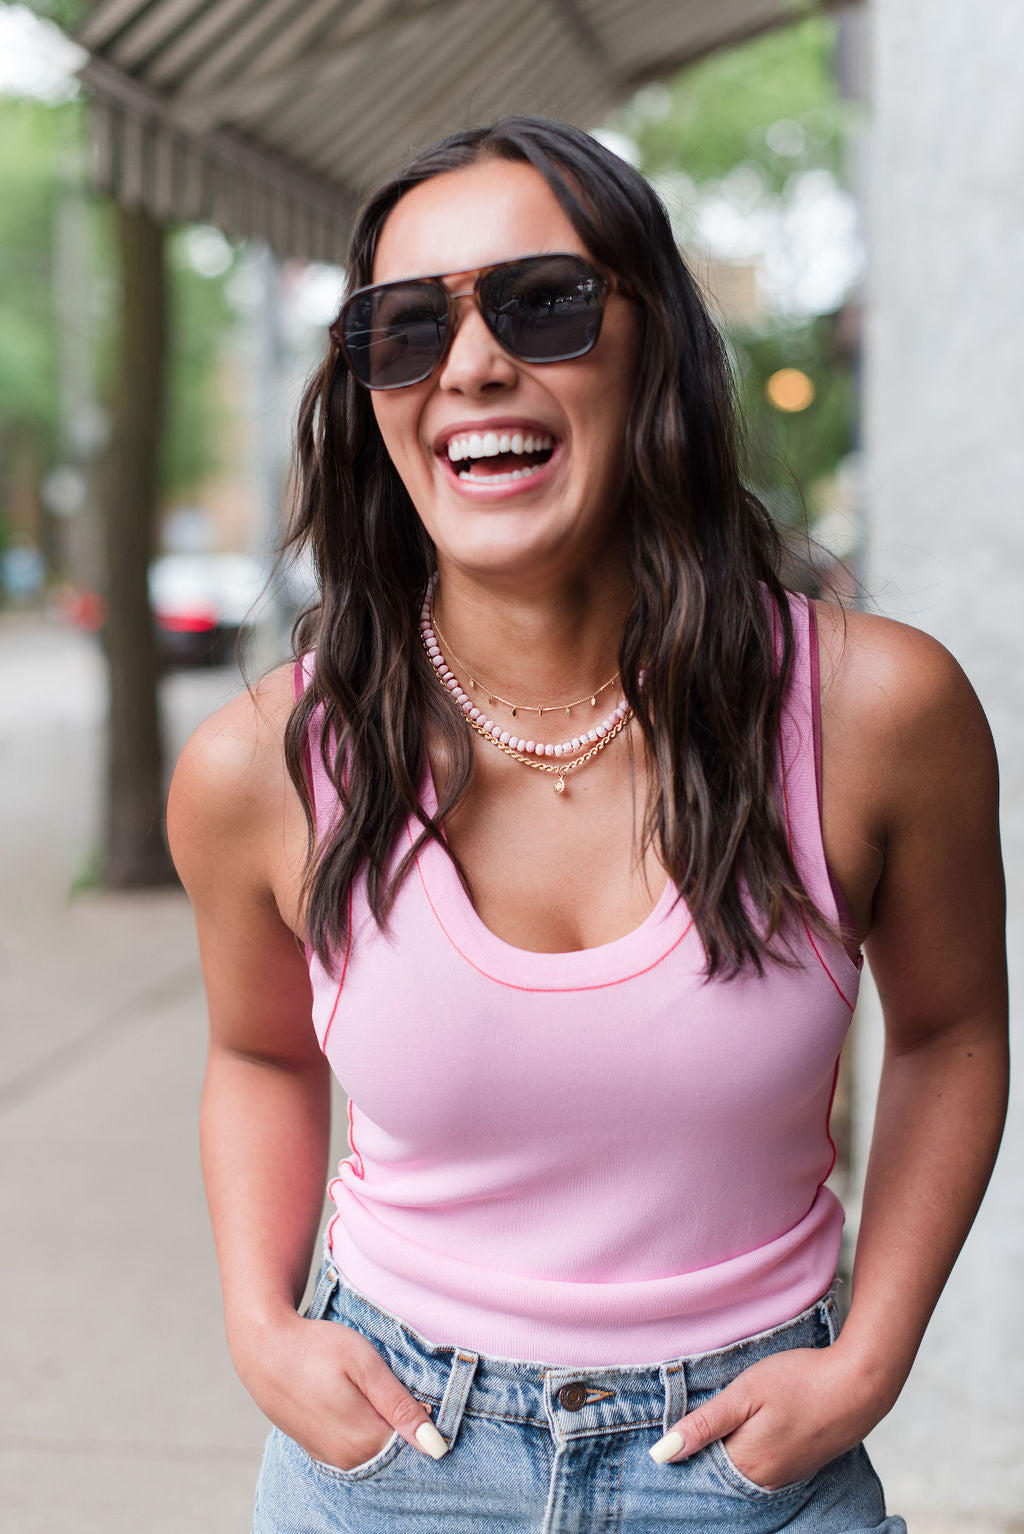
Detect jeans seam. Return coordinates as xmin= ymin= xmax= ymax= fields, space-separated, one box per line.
xmin=463 ymin=1406 xmax=551 ymax=1426
xmin=708 ymin=1438 xmax=815 ymax=1502
xmin=293 ymin=1430 xmax=408 ymax=1485
xmin=555 ymin=1419 xmax=666 ymax=1441
xmin=612 ymin=1437 xmax=625 ymax=1534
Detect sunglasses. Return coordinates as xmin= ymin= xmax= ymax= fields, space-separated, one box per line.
xmin=330 ymin=253 xmax=631 ymax=391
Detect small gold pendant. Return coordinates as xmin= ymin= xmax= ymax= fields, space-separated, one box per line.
xmin=554 ymin=775 xmax=566 ymax=795
xmin=565 ymin=705 xmax=570 ymax=716
xmin=591 ymin=695 xmax=597 ymax=707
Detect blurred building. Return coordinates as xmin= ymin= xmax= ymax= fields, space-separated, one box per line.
xmin=853 ymin=1 xmax=1024 ymax=1527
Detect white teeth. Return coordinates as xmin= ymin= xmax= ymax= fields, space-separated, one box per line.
xmin=445 ymin=430 xmax=553 ymax=463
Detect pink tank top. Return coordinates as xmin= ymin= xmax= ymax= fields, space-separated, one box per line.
xmin=301 ymin=592 xmax=860 ymax=1366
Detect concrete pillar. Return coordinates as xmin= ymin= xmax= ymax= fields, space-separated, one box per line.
xmin=858 ymin=0 xmax=1024 ymax=1526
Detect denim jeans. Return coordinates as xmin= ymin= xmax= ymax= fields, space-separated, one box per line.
xmin=253 ymin=1261 xmax=906 ymax=1533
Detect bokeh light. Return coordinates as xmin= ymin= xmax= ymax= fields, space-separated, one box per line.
xmin=766 ymin=367 xmax=816 ymax=411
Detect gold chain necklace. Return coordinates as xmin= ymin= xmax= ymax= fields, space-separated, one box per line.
xmin=419 ymin=589 xmax=632 ymax=796
xmin=428 ymin=610 xmax=619 ymax=719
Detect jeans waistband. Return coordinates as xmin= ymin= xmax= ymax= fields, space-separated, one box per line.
xmin=310 ymin=1259 xmax=838 ymax=1435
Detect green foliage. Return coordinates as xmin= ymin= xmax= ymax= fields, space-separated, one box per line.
xmin=731 ymin=316 xmax=855 ymax=525
xmin=610 ymin=14 xmax=852 ymax=193
xmin=21 ymin=0 xmax=90 ymax=33
xmin=163 ymin=232 xmax=241 ymax=496
xmin=0 ymin=92 xmax=240 ymax=556
xmin=607 ymin=13 xmax=859 ymax=523
xmin=0 ymin=96 xmax=80 ymax=452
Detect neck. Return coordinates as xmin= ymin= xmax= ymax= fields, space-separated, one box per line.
xmin=429 ymin=561 xmax=633 ymax=706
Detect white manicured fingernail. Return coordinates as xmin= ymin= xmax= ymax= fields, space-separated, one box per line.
xmin=415 ymin=1421 xmax=449 ymax=1458
xmin=649 ymin=1430 xmax=685 ymax=1464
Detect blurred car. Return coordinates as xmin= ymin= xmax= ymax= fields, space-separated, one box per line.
xmin=149 ymin=552 xmax=267 ymax=668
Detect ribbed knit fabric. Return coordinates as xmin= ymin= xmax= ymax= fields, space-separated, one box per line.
xmin=301 ymin=592 xmax=860 ymax=1366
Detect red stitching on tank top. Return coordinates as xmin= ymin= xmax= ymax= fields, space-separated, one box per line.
xmin=820 ymin=1054 xmax=841 ymax=1183
xmin=321 ymin=886 xmax=354 ymax=1052
xmin=345 ymin=1096 xmax=366 ymax=1180
xmin=800 ymin=919 xmax=855 ymax=1011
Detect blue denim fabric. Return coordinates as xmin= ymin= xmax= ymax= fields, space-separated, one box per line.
xmin=253 ymin=1262 xmax=906 ymax=1533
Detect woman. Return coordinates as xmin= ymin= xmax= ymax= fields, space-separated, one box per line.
xmin=168 ymin=118 xmax=1007 ymax=1533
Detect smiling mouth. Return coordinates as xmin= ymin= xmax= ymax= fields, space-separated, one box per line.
xmin=444 ymin=429 xmax=555 ymax=484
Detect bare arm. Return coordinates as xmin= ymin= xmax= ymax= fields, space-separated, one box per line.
xmin=654 ymin=612 xmax=1009 ymax=1485
xmin=832 ymin=617 xmax=1007 ymax=1406
xmin=168 ymin=668 xmax=447 ymax=1467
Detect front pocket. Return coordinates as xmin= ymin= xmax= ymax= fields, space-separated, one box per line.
xmin=293 ymin=1265 xmax=411 ymax=1482
xmin=708 ymin=1438 xmax=816 ymax=1501
xmin=298 ymin=1426 xmax=408 ymax=1483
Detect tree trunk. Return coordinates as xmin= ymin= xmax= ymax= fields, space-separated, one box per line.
xmin=99 ymin=202 xmax=175 ymax=887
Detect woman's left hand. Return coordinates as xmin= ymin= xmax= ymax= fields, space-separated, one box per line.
xmin=650 ymin=1343 xmax=885 ymax=1491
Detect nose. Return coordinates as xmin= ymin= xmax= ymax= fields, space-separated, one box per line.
xmin=436 ymin=293 xmax=519 ymax=395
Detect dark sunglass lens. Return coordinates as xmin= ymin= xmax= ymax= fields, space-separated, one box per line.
xmin=342 ymin=281 xmax=448 ymax=388
xmin=482 ymin=256 xmax=605 ymax=362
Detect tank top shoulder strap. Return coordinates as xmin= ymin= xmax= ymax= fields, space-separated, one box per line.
xmin=775 ymin=591 xmax=857 ymax=945
xmin=292 ymin=655 xmax=315 ymax=814
xmin=292 ymin=651 xmax=342 ymax=842
xmin=774 ymin=591 xmax=834 ymax=918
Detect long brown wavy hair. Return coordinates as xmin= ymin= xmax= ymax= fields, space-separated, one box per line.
xmin=284 ymin=115 xmax=825 ymax=976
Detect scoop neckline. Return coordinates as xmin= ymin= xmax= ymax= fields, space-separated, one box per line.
xmin=409 ymin=761 xmax=694 ymax=992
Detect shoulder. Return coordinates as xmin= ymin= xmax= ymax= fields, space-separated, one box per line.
xmin=813 ymin=599 xmax=998 ymax=825
xmin=167 ymin=661 xmax=301 ymax=892
xmin=814 ymin=599 xmax=986 ymax=727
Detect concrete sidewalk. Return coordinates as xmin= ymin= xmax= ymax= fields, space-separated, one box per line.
xmin=0 ymin=890 xmax=269 ymax=1532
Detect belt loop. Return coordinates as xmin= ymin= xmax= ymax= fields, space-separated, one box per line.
xmin=433 ymin=1349 xmax=479 ymax=1452
xmin=659 ymin=1360 xmax=686 ymax=1433
xmin=303 ymin=1261 xmax=340 ymax=1322
xmin=820 ymin=1290 xmax=841 ymax=1344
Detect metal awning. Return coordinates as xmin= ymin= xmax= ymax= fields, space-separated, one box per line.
xmin=76 ymin=0 xmax=839 ymax=262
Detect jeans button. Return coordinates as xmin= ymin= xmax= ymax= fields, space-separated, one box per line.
xmin=558 ymin=1382 xmax=589 ymax=1411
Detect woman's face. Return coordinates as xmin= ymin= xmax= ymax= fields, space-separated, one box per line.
xmin=368 ymin=158 xmax=640 ymax=590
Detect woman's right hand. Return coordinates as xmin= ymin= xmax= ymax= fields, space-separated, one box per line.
xmin=169 ymin=672 xmax=448 ymax=1472
xmin=238 ymin=1307 xmax=449 ymax=1470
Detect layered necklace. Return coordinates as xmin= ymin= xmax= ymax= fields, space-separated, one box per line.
xmin=418 ymin=579 xmax=633 ymax=796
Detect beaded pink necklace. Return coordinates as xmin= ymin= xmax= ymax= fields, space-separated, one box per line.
xmin=418 ymin=582 xmax=633 ymax=795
